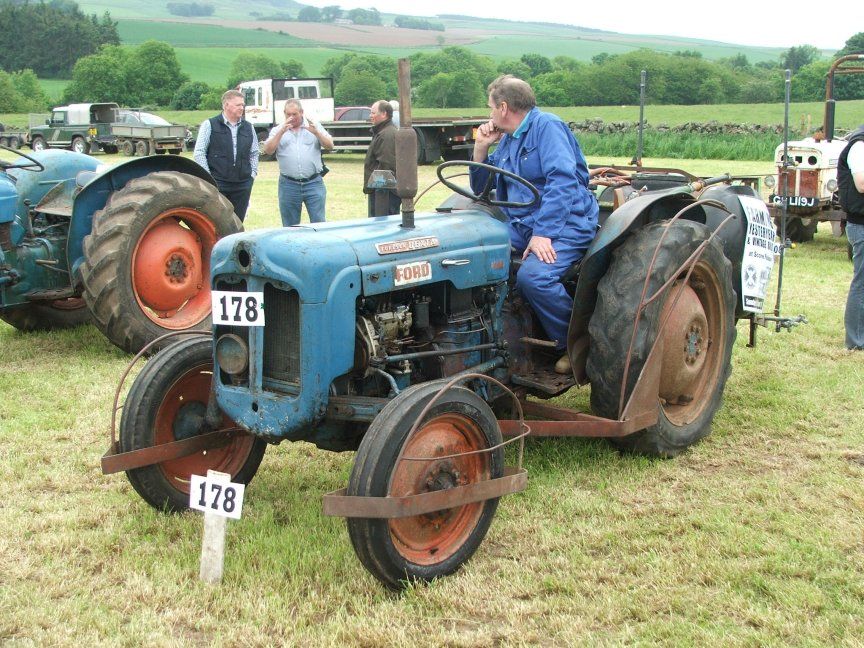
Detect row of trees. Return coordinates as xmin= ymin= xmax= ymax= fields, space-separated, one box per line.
xmin=62 ymin=41 xmax=188 ymax=107
xmin=0 ymin=0 xmax=119 ymax=78
xmin=318 ymin=38 xmax=864 ymax=108
xmin=298 ymin=5 xmax=382 ymax=26
xmin=5 ymin=21 xmax=863 ymax=112
xmin=0 ymin=69 xmax=50 ymax=112
xmin=166 ymin=2 xmax=214 ymax=17
xmin=393 ymin=16 xmax=445 ymax=31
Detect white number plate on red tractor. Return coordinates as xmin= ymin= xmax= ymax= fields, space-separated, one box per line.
xmin=211 ymin=291 xmax=265 ymax=326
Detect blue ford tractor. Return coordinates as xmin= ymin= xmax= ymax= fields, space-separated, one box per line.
xmin=0 ymin=147 xmax=240 ymax=353
xmin=106 ymin=150 xmax=776 ymax=589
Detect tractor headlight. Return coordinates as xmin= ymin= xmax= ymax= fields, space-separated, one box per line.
xmin=215 ymin=333 xmax=249 ymax=375
xmin=764 ymin=175 xmax=776 ymax=189
xmin=826 ymin=178 xmax=838 ymax=192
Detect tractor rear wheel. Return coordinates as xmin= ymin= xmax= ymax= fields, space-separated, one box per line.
xmin=0 ymin=297 xmax=90 ymax=331
xmin=347 ymin=381 xmax=503 ymax=590
xmin=586 ymin=220 xmax=736 ymax=457
xmin=80 ymin=171 xmax=241 ymax=354
xmin=120 ymin=336 xmax=266 ymax=512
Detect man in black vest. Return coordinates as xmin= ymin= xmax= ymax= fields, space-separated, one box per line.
xmin=839 ymin=125 xmax=864 ymax=350
xmin=193 ymin=90 xmax=259 ymax=222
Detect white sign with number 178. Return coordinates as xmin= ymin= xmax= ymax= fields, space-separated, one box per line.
xmin=189 ymin=473 xmax=245 ymax=520
xmin=211 ymin=290 xmax=265 ymax=326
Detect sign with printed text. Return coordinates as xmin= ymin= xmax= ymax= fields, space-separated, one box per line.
xmin=738 ymin=195 xmax=781 ymax=313
xmin=376 ymin=236 xmax=440 ymax=255
xmin=189 ymin=473 xmax=245 ymax=520
xmin=211 ymin=290 xmax=265 ymax=326
xmin=394 ymin=260 xmax=432 ymax=286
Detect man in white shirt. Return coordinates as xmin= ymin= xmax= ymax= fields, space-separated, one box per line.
xmin=263 ymin=99 xmax=333 ymax=226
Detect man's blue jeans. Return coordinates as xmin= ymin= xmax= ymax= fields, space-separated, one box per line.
xmin=845 ymin=221 xmax=864 ymax=349
xmin=278 ymin=175 xmax=326 ymax=226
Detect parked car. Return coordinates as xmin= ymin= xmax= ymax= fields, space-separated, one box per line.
xmin=333 ymin=106 xmax=371 ymax=121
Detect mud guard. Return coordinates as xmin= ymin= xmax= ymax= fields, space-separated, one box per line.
xmin=66 ymin=156 xmax=217 ymax=278
xmin=566 ymin=190 xmax=706 ymax=378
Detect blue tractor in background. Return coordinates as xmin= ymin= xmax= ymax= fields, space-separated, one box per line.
xmin=0 ymin=147 xmax=240 ymax=353
xmin=107 ymin=149 xmax=774 ymax=589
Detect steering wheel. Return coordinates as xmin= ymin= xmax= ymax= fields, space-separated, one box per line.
xmin=0 ymin=146 xmax=45 ymax=172
xmin=437 ymin=160 xmax=540 ymax=208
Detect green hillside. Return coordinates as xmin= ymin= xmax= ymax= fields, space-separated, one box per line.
xmin=175 ymin=46 xmax=350 ymax=86
xmin=78 ymin=0 xmax=304 ymax=19
xmin=118 ymin=20 xmax=312 ymax=47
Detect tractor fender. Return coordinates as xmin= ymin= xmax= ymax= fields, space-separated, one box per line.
xmin=567 ymin=189 xmax=708 ymax=350
xmin=66 ymin=155 xmax=216 ymax=279
xmin=698 ymin=184 xmax=758 ymax=318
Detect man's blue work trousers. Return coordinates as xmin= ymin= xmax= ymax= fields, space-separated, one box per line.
xmin=510 ymin=221 xmax=593 ymax=352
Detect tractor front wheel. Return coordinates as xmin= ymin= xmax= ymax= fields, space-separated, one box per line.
xmin=347 ymin=381 xmax=503 ymax=590
xmin=586 ymin=220 xmax=736 ymax=457
xmin=777 ymin=215 xmax=818 ymax=243
xmin=0 ymin=298 xmax=91 ymax=331
xmin=80 ymin=171 xmax=240 ymax=354
xmin=120 ymin=336 xmax=266 ymax=512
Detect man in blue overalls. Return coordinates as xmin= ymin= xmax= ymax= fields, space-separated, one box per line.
xmin=470 ymin=75 xmax=598 ymax=374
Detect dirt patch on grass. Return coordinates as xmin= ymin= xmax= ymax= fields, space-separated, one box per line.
xmin=192 ymin=19 xmax=487 ymax=47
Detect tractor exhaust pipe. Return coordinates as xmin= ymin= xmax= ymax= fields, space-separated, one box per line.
xmin=395 ymin=58 xmax=418 ymax=229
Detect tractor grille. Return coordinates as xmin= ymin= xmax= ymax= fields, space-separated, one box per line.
xmin=262 ymin=283 xmax=301 ymax=386
xmin=778 ymin=168 xmax=818 ymax=197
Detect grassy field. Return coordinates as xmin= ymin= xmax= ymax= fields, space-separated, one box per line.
xmin=174 ymin=46 xmax=350 ymax=86
xmin=8 ymin=98 xmax=848 ymax=133
xmin=118 ymin=20 xmax=312 ymax=47
xmin=1 ymin=151 xmax=862 ymax=644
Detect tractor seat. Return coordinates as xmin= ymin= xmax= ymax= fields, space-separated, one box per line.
xmin=510 ymin=251 xmax=582 ymax=288
xmin=75 ymin=170 xmax=99 ymax=189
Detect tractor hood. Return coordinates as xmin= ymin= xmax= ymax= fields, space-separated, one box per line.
xmin=211 ymin=210 xmax=512 ymax=299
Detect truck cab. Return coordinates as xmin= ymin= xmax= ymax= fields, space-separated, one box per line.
xmin=238 ymin=77 xmax=335 ymax=136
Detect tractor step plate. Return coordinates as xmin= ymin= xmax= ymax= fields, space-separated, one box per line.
xmin=511 ymin=369 xmax=575 ymax=395
xmin=24 ymin=288 xmax=77 ymax=300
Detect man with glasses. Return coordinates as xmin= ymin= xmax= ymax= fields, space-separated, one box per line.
xmin=194 ymin=89 xmax=259 ymax=222
xmin=471 ymin=75 xmax=598 ymax=375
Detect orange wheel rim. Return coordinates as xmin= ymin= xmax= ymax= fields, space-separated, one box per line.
xmin=657 ymin=263 xmax=726 ymax=426
xmin=153 ymin=362 xmax=256 ymax=493
xmin=131 ymin=207 xmax=217 ymax=329
xmin=388 ymin=413 xmax=490 ymax=565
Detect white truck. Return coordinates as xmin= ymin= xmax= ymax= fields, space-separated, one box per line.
xmin=238 ymin=77 xmax=485 ymax=164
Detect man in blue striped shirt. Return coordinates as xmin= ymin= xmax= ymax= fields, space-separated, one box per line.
xmin=193 ymin=90 xmax=259 ymax=222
